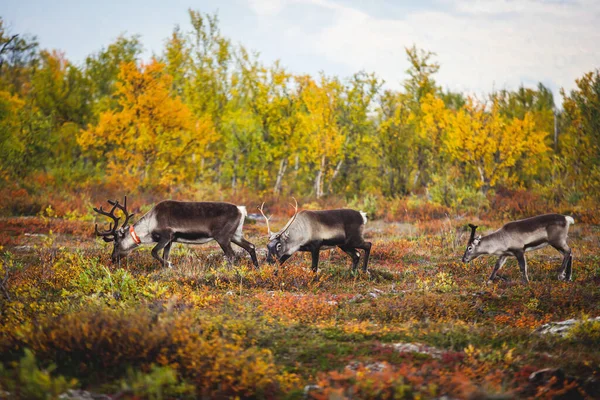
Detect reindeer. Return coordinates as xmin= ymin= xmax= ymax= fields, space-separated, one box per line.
xmin=93 ymin=196 xmax=258 ymax=268
xmin=259 ymin=200 xmax=372 ymax=273
xmin=462 ymin=214 xmax=575 ymax=284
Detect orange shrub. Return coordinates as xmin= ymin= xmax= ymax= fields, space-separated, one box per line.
xmin=256 ymin=291 xmax=339 ymax=324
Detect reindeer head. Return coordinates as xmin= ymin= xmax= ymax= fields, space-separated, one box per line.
xmin=462 ymin=223 xmax=482 ymax=263
xmin=259 ymin=199 xmax=299 ymax=264
xmin=93 ymin=196 xmax=136 ymax=264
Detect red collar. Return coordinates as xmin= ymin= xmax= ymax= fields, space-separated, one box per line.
xmin=129 ymin=225 xmax=141 ymax=245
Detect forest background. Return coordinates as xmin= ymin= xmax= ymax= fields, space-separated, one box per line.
xmin=1 ymin=10 xmax=599 ymax=221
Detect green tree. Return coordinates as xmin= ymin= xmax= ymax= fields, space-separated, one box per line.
xmin=84 ymin=34 xmax=142 ymax=115
xmin=334 ymin=72 xmax=382 ymax=195
xmin=0 ymin=90 xmax=52 ymax=182
xmin=560 ymin=69 xmax=600 ymax=200
xmin=376 ymin=90 xmax=415 ymax=196
xmin=403 ymin=46 xmax=441 ymax=190
xmin=0 ymin=17 xmax=39 ymax=95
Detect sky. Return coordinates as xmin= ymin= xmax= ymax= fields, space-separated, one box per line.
xmin=2 ymin=0 xmax=600 ymax=101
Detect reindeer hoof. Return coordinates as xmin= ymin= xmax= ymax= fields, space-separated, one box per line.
xmin=167 ymin=261 xmax=173 ymax=269
xmin=486 ymin=280 xmax=493 ymax=285
xmin=559 ymin=274 xmax=572 ymax=282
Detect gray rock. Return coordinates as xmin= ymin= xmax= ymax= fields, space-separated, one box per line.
xmin=58 ymin=390 xmax=111 ymax=400
xmin=303 ymin=384 xmax=321 ymax=399
xmin=535 ymin=316 xmax=600 ymax=337
xmin=345 ymin=361 xmax=387 ymax=372
xmin=389 ymin=342 xmax=445 ymax=359
xmin=349 ymin=293 xmax=364 ymax=303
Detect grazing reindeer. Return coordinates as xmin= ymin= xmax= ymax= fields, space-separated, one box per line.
xmin=259 ymin=200 xmax=372 ymax=273
xmin=462 ymin=214 xmax=575 ymax=284
xmin=93 ymin=196 xmax=258 ymax=268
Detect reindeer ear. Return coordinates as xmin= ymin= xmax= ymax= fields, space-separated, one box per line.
xmin=103 ymin=237 xmax=114 ymax=243
xmin=467 ymin=224 xmax=478 ymax=243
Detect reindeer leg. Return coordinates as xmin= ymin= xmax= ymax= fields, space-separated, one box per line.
xmin=232 ymin=237 xmax=259 ymax=268
xmin=163 ymin=241 xmax=173 ymax=268
xmin=552 ymin=243 xmax=572 ymax=281
xmin=566 ymin=253 xmax=573 ymax=281
xmin=151 ymin=239 xmax=172 ymax=268
xmin=216 ymin=239 xmax=236 ymax=266
xmin=310 ymin=247 xmax=321 ymax=273
xmin=358 ymin=241 xmax=372 ymax=272
xmin=339 ymin=245 xmax=361 ymax=271
xmin=487 ymin=256 xmax=507 ymax=284
xmin=515 ymin=251 xmax=529 ymax=284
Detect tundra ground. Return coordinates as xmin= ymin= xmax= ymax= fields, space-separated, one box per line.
xmin=1 ymin=216 xmax=599 ymax=399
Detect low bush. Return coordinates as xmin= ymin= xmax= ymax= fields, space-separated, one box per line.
xmin=7 ymin=307 xmax=300 ymax=398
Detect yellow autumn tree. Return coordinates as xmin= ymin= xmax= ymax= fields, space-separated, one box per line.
xmin=78 ymin=60 xmax=216 ymax=190
xmin=297 ymin=75 xmax=345 ymax=198
xmin=444 ymin=98 xmax=549 ymax=191
xmin=417 ymin=93 xmax=458 ymax=204
xmin=418 ymin=93 xmax=450 ymax=153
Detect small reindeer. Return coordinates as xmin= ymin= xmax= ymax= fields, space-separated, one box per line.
xmin=259 ymin=200 xmax=371 ymax=273
xmin=462 ymin=214 xmax=575 ymax=283
xmin=93 ymin=196 xmax=258 ymax=268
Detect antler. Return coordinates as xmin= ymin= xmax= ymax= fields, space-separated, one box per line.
xmin=279 ymin=197 xmax=299 ymax=236
xmin=258 ymin=202 xmax=272 ymax=236
xmin=468 ymin=224 xmax=478 ymax=243
xmin=94 ymin=222 xmax=114 ymax=236
xmin=93 ymin=201 xmax=120 ymax=239
xmin=108 ymin=195 xmax=135 ymax=228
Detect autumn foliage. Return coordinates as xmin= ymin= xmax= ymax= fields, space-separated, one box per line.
xmin=1 ymin=12 xmax=600 ymax=215
xmin=78 ymin=61 xmax=216 ymax=190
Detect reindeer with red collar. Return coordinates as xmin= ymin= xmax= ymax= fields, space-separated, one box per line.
xmin=93 ymin=196 xmax=258 ymax=268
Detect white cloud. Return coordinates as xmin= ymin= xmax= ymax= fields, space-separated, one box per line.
xmin=247 ymin=0 xmax=290 ymax=16
xmin=248 ymin=0 xmax=600 ymax=100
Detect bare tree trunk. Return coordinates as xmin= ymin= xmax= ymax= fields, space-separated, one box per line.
xmin=214 ymin=160 xmax=221 ymax=184
xmin=477 ymin=165 xmax=489 ymax=193
xmin=326 ymin=159 xmax=343 ymax=195
xmin=231 ymin=155 xmax=238 ymax=192
xmin=554 ymin=109 xmax=559 ymax=152
xmin=412 ymin=170 xmax=420 ymax=189
xmin=274 ymin=158 xmax=288 ymax=195
xmin=314 ymin=155 xmax=326 ymax=198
